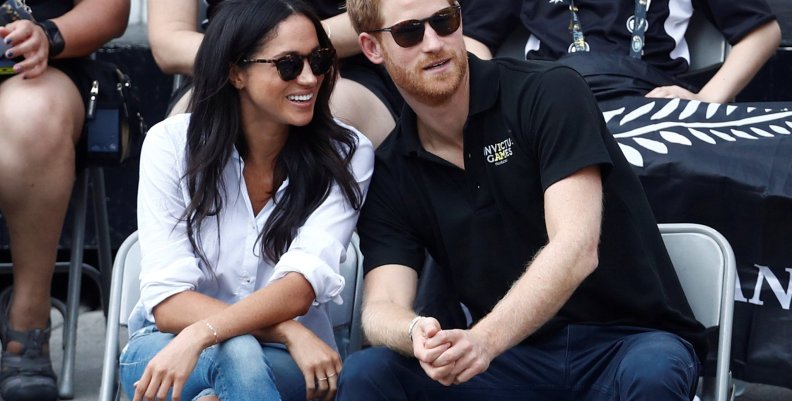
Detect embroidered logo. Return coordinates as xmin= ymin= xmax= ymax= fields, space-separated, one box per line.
xmin=483 ymin=138 xmax=514 ymax=166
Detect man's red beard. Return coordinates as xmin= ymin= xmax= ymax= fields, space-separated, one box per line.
xmin=382 ymin=46 xmax=468 ymax=106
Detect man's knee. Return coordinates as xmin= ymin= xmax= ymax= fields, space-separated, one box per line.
xmin=338 ymin=347 xmax=411 ymax=399
xmin=617 ymin=332 xmax=698 ymax=399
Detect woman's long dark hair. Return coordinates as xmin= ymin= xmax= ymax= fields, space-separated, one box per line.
xmin=183 ymin=0 xmax=362 ymax=268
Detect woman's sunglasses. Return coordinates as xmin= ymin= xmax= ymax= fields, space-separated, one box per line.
xmin=241 ymin=47 xmax=336 ymax=81
xmin=367 ymin=5 xmax=462 ymax=48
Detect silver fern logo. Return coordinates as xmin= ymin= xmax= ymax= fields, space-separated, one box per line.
xmin=602 ymin=98 xmax=792 ymax=167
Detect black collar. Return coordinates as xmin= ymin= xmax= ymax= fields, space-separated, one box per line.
xmin=394 ymin=54 xmax=502 ymax=158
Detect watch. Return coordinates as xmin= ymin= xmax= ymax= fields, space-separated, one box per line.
xmin=37 ymin=20 xmax=65 ymax=59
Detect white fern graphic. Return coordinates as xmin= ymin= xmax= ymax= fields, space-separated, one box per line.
xmin=604 ymin=99 xmax=792 ymax=167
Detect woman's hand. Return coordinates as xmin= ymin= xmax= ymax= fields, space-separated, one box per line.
xmin=132 ymin=323 xmax=214 ymax=401
xmin=0 ymin=20 xmax=50 ymax=79
xmin=283 ymin=324 xmax=342 ymax=401
xmin=645 ymin=85 xmax=699 ymax=101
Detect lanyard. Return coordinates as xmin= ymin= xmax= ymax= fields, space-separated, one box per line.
xmin=565 ymin=0 xmax=649 ymax=58
xmin=630 ymin=0 xmax=649 ymax=58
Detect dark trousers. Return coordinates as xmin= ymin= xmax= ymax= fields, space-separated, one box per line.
xmin=337 ymin=325 xmax=699 ymax=401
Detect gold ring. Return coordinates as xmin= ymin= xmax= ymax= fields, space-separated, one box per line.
xmin=327 ymin=372 xmax=337 ymax=379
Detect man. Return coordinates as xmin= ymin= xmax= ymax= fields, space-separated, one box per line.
xmin=337 ymin=0 xmax=707 ymax=400
xmin=0 ymin=1 xmax=129 ymax=400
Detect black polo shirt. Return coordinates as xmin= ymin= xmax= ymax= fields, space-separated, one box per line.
xmin=358 ymin=55 xmax=706 ymax=360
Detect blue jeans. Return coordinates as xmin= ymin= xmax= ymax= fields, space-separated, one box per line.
xmin=120 ymin=325 xmax=306 ymax=401
xmin=338 ymin=325 xmax=699 ymax=401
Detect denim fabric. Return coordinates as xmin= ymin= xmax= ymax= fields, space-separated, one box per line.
xmin=337 ymin=325 xmax=699 ymax=401
xmin=119 ymin=324 xmax=306 ymax=401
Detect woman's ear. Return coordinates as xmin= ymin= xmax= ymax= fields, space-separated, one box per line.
xmin=359 ymin=33 xmax=385 ymax=65
xmin=229 ymin=64 xmax=245 ymax=90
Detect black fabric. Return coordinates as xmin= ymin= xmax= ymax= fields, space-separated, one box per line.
xmin=462 ymin=0 xmax=522 ymax=52
xmin=555 ymin=52 xmax=695 ymax=102
xmin=601 ymin=96 xmax=792 ymax=386
xmin=25 ymin=0 xmax=72 ymax=21
xmin=358 ymin=55 xmax=707 ymax=361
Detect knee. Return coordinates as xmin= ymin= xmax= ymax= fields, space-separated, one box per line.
xmin=214 ymin=335 xmax=269 ymax=372
xmin=617 ymin=332 xmax=698 ymax=397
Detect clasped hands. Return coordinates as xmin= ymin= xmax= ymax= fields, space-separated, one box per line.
xmin=410 ymin=317 xmax=495 ymax=386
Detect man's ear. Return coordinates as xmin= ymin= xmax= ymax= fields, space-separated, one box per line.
xmin=359 ymin=32 xmax=385 ymax=65
xmin=229 ymin=63 xmax=245 ymax=89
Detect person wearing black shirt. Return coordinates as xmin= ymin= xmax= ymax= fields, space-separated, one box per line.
xmin=463 ymin=0 xmax=780 ymax=104
xmin=337 ymin=0 xmax=707 ymax=400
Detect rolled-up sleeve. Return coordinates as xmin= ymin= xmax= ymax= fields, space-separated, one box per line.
xmin=268 ymin=126 xmax=374 ymax=304
xmin=136 ymin=116 xmax=206 ymax=322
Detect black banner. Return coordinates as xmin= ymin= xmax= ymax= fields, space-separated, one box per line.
xmin=603 ymin=97 xmax=792 ymax=389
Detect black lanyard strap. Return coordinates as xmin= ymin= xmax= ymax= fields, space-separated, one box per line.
xmin=564 ymin=0 xmax=649 ymax=58
xmin=630 ymin=0 xmax=649 ymax=58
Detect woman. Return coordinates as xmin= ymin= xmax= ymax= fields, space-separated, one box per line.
xmin=118 ymin=0 xmax=373 ymax=400
xmin=148 ymin=0 xmax=401 ymax=147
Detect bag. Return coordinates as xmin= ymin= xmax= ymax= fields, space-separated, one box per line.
xmin=556 ymin=52 xmax=695 ymax=103
xmin=83 ymin=59 xmax=146 ymax=165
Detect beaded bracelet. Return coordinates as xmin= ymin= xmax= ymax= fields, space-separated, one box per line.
xmin=203 ymin=320 xmax=219 ymax=345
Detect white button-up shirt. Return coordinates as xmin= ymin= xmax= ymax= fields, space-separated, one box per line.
xmin=128 ymin=113 xmax=374 ymax=349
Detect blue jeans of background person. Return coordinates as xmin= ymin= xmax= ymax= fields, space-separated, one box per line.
xmin=119 ymin=324 xmax=306 ymax=401
xmin=337 ymin=325 xmax=699 ymax=401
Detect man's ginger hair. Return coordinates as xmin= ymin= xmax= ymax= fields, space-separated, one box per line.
xmin=346 ymin=0 xmax=456 ymax=34
xmin=346 ymin=0 xmax=383 ymax=34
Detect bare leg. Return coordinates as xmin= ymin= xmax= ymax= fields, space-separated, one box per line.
xmin=0 ymin=69 xmax=84 ymax=351
xmin=330 ymin=77 xmax=395 ymax=148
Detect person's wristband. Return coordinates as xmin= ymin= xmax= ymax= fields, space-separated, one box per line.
xmin=36 ymin=20 xmax=65 ymax=59
xmin=407 ymin=316 xmax=424 ymax=342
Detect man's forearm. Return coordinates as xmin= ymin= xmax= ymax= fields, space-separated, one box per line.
xmin=471 ymin=240 xmax=597 ymax=357
xmin=362 ymin=300 xmax=420 ymax=356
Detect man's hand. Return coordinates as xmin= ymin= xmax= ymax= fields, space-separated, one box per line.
xmin=0 ymin=20 xmax=50 ymax=79
xmin=424 ymin=329 xmax=494 ymax=386
xmin=409 ymin=317 xmax=456 ymax=383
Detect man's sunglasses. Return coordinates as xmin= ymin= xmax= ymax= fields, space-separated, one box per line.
xmin=241 ymin=47 xmax=336 ymax=81
xmin=367 ymin=5 xmax=462 ymax=48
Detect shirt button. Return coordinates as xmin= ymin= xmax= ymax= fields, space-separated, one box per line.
xmin=467 ymin=153 xmax=472 ymax=159
xmin=476 ymin=185 xmax=480 ymax=189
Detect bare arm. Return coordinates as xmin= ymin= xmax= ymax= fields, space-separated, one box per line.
xmin=697 ymin=20 xmax=781 ymax=103
xmin=647 ymin=20 xmax=781 ymax=103
xmin=471 ymin=165 xmax=601 ymax=354
xmin=361 ymin=264 xmax=422 ymax=355
xmin=425 ymin=166 xmax=603 ymax=385
xmin=147 ymin=0 xmax=204 ymax=75
xmin=322 ymin=12 xmax=361 ymax=58
xmin=54 ymin=0 xmax=129 ymax=58
xmin=134 ymin=272 xmax=317 ymax=401
xmin=153 ymin=271 xmax=314 ymax=341
xmin=464 ymin=36 xmax=492 ymax=60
